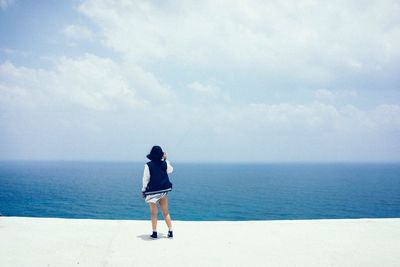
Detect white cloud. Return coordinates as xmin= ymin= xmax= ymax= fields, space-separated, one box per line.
xmin=121 ymin=61 xmax=176 ymax=104
xmin=78 ymin=0 xmax=400 ymax=85
xmin=372 ymin=104 xmax=400 ymax=126
xmin=188 ymin=82 xmax=222 ymax=98
xmin=217 ymin=102 xmax=343 ymax=134
xmin=53 ymin=55 xmax=144 ymax=110
xmin=0 ymin=54 xmax=175 ymax=111
xmin=1 ymin=0 xmax=399 ymax=161
xmin=1 ymin=56 xmax=397 ymax=136
xmin=314 ymin=88 xmax=358 ymax=102
xmin=191 ymin=101 xmax=400 ymax=141
xmin=314 ymin=89 xmax=335 ymax=101
xmin=0 ymin=0 xmax=14 ymax=9
xmin=63 ymin=24 xmax=94 ymax=41
xmin=1 ymin=47 xmax=16 ymax=54
xmin=2 ymin=54 xmax=399 ymax=161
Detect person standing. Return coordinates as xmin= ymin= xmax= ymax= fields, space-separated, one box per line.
xmin=141 ymin=145 xmax=173 ymax=239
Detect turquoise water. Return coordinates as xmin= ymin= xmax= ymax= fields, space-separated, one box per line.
xmin=0 ymin=161 xmax=399 ymax=220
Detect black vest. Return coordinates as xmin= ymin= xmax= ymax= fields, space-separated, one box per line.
xmin=144 ymin=160 xmax=172 ymax=195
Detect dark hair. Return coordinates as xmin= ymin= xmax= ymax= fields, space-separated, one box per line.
xmin=146 ymin=145 xmax=164 ymax=161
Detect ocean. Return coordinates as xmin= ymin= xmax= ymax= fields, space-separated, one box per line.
xmin=1 ymin=161 xmax=399 ymax=221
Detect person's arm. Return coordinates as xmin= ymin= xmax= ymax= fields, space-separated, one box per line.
xmin=166 ymin=160 xmax=173 ymax=174
xmin=142 ymin=164 xmax=150 ymax=192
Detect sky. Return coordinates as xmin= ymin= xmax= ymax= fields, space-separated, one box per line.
xmin=0 ymin=0 xmax=399 ymax=162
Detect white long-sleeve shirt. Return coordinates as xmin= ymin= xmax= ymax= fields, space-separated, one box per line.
xmin=142 ymin=160 xmax=174 ymax=192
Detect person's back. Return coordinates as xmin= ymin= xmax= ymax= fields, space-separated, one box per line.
xmin=145 ymin=160 xmax=172 ymax=195
xmin=141 ymin=145 xmax=174 ymax=239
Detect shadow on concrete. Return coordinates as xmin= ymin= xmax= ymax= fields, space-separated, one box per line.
xmin=137 ymin=233 xmax=167 ymax=241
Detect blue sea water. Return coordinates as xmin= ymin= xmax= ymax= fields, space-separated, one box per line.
xmin=0 ymin=161 xmax=399 ymax=221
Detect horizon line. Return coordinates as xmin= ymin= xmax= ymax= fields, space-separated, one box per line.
xmin=1 ymin=159 xmax=400 ymax=164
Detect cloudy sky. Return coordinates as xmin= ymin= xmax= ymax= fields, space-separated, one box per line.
xmin=0 ymin=0 xmax=399 ymax=162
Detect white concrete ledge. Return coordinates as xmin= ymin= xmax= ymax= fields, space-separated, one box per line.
xmin=1 ymin=217 xmax=399 ymax=266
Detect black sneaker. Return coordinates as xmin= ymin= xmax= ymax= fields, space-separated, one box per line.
xmin=168 ymin=230 xmax=173 ymax=238
xmin=150 ymin=231 xmax=157 ymax=239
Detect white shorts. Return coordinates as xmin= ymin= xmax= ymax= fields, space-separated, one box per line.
xmin=145 ymin=192 xmax=168 ymax=204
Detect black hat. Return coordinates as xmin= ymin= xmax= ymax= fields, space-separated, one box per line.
xmin=147 ymin=145 xmax=164 ymax=161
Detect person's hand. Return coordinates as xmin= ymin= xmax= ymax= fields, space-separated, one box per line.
xmin=163 ymin=152 xmax=167 ymax=160
xmin=141 ymin=191 xmax=146 ymax=199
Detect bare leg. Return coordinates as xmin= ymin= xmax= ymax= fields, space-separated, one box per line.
xmin=149 ymin=203 xmax=158 ymax=231
xmin=159 ymin=197 xmax=172 ymax=231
